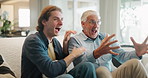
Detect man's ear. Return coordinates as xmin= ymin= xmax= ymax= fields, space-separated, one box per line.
xmin=81 ymin=21 xmax=85 ymax=28
xmin=42 ymin=20 xmax=47 ymax=26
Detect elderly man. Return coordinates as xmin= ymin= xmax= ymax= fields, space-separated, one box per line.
xmin=68 ymin=10 xmax=148 ymax=78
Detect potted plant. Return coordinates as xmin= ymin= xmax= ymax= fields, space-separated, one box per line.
xmin=0 ymin=11 xmax=12 ymax=35
xmin=0 ymin=20 xmax=11 ymax=34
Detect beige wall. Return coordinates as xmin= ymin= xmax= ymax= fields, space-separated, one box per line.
xmin=13 ymin=2 xmax=29 ymax=27
xmin=100 ymin=0 xmax=120 ymax=35
xmin=1 ymin=5 xmax=14 ymax=22
xmin=1 ymin=1 xmax=29 ymax=30
xmin=29 ymin=0 xmax=49 ymax=33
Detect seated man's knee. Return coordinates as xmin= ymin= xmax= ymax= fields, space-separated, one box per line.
xmin=96 ymin=66 xmax=112 ymax=78
xmin=127 ymin=59 xmax=141 ymax=67
xmin=81 ymin=62 xmax=95 ymax=71
xmin=83 ymin=62 xmax=94 ymax=66
xmin=64 ymin=74 xmax=73 ymax=78
xmin=96 ymin=66 xmax=109 ymax=73
xmin=129 ymin=59 xmax=139 ymax=63
xmin=56 ymin=74 xmax=73 ymax=78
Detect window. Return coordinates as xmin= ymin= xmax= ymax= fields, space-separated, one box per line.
xmin=18 ymin=9 xmax=30 ymax=27
xmin=120 ymin=0 xmax=148 ymax=44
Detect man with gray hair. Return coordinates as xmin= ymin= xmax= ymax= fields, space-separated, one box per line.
xmin=68 ymin=10 xmax=148 ymax=78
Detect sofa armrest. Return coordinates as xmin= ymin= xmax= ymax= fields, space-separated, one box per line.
xmin=0 ymin=55 xmax=16 ymax=78
xmin=141 ymin=54 xmax=148 ymax=73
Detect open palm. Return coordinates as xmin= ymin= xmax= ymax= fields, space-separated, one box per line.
xmin=130 ymin=36 xmax=148 ymax=56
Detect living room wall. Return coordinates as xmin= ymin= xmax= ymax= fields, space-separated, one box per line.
xmin=1 ymin=1 xmax=29 ymax=31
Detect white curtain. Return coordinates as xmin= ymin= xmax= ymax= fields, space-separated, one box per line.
xmin=29 ymin=0 xmax=50 ymax=33
xmin=99 ymin=0 xmax=121 ymax=40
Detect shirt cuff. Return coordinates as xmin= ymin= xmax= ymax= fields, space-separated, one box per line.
xmin=130 ymin=51 xmax=142 ymax=59
xmin=86 ymin=52 xmax=96 ymax=63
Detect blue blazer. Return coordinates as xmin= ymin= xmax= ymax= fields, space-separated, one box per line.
xmin=21 ymin=31 xmax=67 ymax=78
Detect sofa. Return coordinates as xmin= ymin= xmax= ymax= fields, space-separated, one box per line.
xmin=0 ymin=36 xmax=148 ymax=78
xmin=0 ymin=37 xmax=25 ymax=78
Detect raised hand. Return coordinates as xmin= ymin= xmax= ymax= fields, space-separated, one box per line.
xmin=93 ymin=34 xmax=120 ymax=59
xmin=63 ymin=30 xmax=77 ymax=55
xmin=63 ymin=30 xmax=77 ymax=42
xmin=130 ymin=36 xmax=148 ymax=57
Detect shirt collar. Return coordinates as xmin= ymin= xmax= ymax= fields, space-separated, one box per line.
xmin=80 ymin=32 xmax=100 ymax=41
xmin=37 ymin=31 xmax=49 ymax=46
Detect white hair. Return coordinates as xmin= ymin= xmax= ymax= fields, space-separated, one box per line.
xmin=81 ymin=10 xmax=100 ymax=22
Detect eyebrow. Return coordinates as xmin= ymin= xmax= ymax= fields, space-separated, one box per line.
xmin=89 ymin=19 xmax=100 ymax=22
xmin=53 ymin=16 xmax=63 ymax=20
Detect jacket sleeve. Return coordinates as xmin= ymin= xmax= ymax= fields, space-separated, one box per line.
xmin=24 ymin=37 xmax=67 ymax=77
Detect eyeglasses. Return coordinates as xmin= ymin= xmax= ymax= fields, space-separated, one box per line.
xmin=88 ymin=20 xmax=101 ymax=26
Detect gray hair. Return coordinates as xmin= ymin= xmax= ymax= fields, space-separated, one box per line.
xmin=81 ymin=10 xmax=100 ymax=22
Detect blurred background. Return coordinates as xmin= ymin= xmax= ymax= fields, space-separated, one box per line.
xmin=0 ymin=0 xmax=147 ymax=45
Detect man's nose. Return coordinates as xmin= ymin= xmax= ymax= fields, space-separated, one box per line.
xmin=93 ymin=23 xmax=99 ymax=28
xmin=58 ymin=20 xmax=63 ymax=26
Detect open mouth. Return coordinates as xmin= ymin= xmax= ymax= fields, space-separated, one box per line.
xmin=55 ymin=27 xmax=62 ymax=32
xmin=92 ymin=29 xmax=97 ymax=33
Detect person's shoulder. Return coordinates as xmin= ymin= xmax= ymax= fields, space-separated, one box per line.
xmin=98 ymin=32 xmax=109 ymax=40
xmin=72 ymin=32 xmax=84 ymax=38
xmin=52 ymin=37 xmax=59 ymax=42
xmin=25 ymin=32 xmax=41 ymax=43
xmin=99 ymin=32 xmax=107 ymax=36
xmin=26 ymin=33 xmax=37 ymax=40
xmin=69 ymin=32 xmax=87 ymax=43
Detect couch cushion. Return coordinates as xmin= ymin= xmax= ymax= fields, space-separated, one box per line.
xmin=0 ymin=55 xmax=16 ymax=78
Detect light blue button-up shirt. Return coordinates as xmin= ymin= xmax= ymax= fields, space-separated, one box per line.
xmin=68 ymin=32 xmax=140 ymax=71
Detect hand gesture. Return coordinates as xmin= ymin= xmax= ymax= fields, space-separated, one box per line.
xmin=63 ymin=30 xmax=77 ymax=55
xmin=93 ymin=34 xmax=120 ymax=59
xmin=70 ymin=47 xmax=86 ymax=58
xmin=64 ymin=47 xmax=86 ymax=66
xmin=130 ymin=36 xmax=148 ymax=56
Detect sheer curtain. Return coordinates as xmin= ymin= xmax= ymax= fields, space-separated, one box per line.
xmin=99 ymin=0 xmax=120 ymax=39
xmin=29 ymin=0 xmax=50 ymax=33
xmin=120 ymin=0 xmax=148 ymax=44
xmin=100 ymin=0 xmax=148 ymax=44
